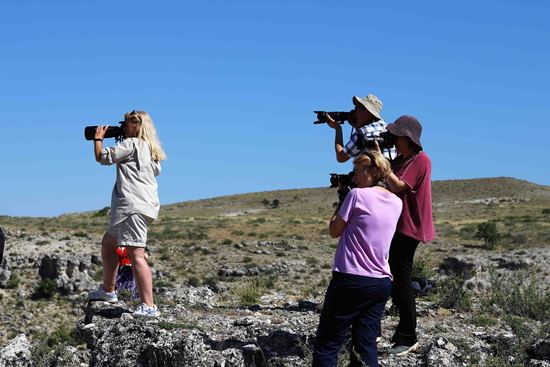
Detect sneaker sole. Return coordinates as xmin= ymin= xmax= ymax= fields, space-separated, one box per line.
xmin=88 ymin=297 xmax=118 ymax=303
xmin=394 ymin=342 xmax=419 ymax=356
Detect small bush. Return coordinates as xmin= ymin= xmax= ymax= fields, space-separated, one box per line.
xmin=188 ymin=276 xmax=200 ymax=287
xmin=73 ymin=231 xmax=90 ymax=239
xmin=233 ymin=276 xmax=274 ymax=305
xmin=468 ymin=314 xmax=498 ymax=327
xmin=32 ymin=278 xmax=58 ymax=299
xmin=221 ymin=238 xmax=233 ymax=245
xmin=203 ymin=276 xmax=218 ymax=289
xmin=437 ymin=276 xmax=471 ymax=311
xmin=93 ymin=206 xmax=110 ymax=217
xmin=475 ymin=221 xmax=500 ymax=249
xmin=412 ymin=259 xmax=435 ymax=279
xmin=485 ymin=269 xmax=550 ymax=321
xmin=7 ymin=273 xmax=21 ymax=288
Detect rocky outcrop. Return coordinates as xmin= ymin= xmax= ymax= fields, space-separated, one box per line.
xmin=0 ymin=334 xmax=32 ymax=367
xmin=38 ymin=254 xmax=96 ymax=293
xmin=76 ymin=298 xmax=317 ymax=367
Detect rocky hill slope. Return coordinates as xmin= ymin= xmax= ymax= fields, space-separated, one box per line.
xmin=1 ymin=177 xmax=549 ymax=366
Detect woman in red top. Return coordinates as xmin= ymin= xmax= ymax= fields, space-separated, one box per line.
xmin=382 ymin=115 xmax=435 ymax=355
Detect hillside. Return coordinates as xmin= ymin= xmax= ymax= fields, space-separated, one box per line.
xmin=0 ymin=177 xmax=549 ymax=366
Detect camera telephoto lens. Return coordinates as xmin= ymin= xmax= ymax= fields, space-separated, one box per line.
xmin=84 ymin=126 xmax=124 ymax=141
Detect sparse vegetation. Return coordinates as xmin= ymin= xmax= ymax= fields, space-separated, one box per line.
xmin=437 ymin=276 xmax=471 ymax=311
xmin=32 ymin=278 xmax=58 ymax=299
xmin=484 ymin=269 xmax=550 ymax=321
xmin=93 ymin=206 xmax=110 ymax=217
xmin=1 ymin=177 xmax=550 ymax=363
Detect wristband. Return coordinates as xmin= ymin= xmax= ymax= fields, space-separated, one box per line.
xmin=94 ymin=138 xmax=103 ymax=142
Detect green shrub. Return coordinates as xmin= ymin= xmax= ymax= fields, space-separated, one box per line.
xmin=459 ymin=223 xmax=477 ymax=240
xmin=31 ymin=324 xmax=79 ymax=366
xmin=203 ymin=276 xmax=219 ymax=289
xmin=7 ymin=273 xmax=21 ymax=288
xmin=412 ymin=259 xmax=435 ymax=279
xmin=73 ymin=231 xmax=90 ymax=239
xmin=468 ymin=314 xmax=498 ymax=327
xmin=233 ymin=276 xmax=275 ymax=305
xmin=32 ymin=278 xmax=58 ymax=299
xmin=93 ymin=206 xmax=110 ymax=217
xmin=188 ymin=276 xmax=200 ymax=287
xmin=475 ymin=221 xmax=500 ymax=249
xmin=437 ymin=276 xmax=471 ymax=311
xmin=485 ymin=269 xmax=550 ymax=321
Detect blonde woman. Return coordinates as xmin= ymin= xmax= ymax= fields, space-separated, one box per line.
xmin=88 ymin=110 xmax=166 ymax=317
xmin=313 ymin=151 xmax=402 ymax=367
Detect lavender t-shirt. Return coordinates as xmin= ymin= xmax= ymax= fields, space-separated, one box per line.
xmin=334 ymin=187 xmax=403 ymax=280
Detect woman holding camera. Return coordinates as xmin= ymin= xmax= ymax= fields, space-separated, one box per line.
xmin=88 ymin=110 xmax=166 ymax=317
xmin=381 ymin=115 xmax=435 ymax=355
xmin=313 ymin=151 xmax=402 ymax=367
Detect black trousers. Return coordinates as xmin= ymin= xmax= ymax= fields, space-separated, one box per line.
xmin=388 ymin=232 xmax=419 ymax=346
xmin=312 ymin=272 xmax=392 ymax=367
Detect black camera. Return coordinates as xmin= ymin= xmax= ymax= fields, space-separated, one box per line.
xmin=84 ymin=123 xmax=125 ymax=142
xmin=330 ymin=172 xmax=355 ymax=204
xmin=313 ymin=110 xmax=355 ymax=125
xmin=329 ymin=172 xmax=355 ymax=188
xmin=357 ymin=130 xmax=395 ymax=151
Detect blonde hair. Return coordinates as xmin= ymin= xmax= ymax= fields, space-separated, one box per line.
xmin=353 ymin=150 xmax=391 ymax=182
xmin=125 ymin=110 xmax=167 ymax=161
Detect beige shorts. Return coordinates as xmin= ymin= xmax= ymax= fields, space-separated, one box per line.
xmin=108 ymin=214 xmax=152 ymax=247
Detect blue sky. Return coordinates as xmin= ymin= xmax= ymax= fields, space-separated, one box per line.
xmin=1 ymin=0 xmax=548 ymax=217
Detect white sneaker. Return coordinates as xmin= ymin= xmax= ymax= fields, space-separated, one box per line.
xmin=388 ymin=342 xmax=419 ymax=356
xmin=88 ymin=287 xmax=118 ymax=303
xmin=133 ymin=303 xmax=160 ymax=317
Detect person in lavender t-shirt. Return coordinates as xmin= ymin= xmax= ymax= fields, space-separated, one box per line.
xmin=313 ymin=152 xmax=402 ymax=367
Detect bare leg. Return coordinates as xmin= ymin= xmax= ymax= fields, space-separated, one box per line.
xmin=101 ymin=232 xmax=118 ymax=292
xmin=127 ymin=247 xmax=154 ymax=307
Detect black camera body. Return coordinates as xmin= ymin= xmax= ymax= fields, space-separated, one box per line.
xmin=330 ymin=172 xmax=356 ymax=204
xmin=313 ymin=110 xmax=355 ymax=125
xmin=84 ymin=123 xmax=125 ymax=142
xmin=357 ymin=130 xmax=395 ymax=151
xmin=329 ymin=172 xmax=355 ymax=188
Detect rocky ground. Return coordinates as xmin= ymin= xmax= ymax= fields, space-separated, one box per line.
xmin=1 ymin=178 xmax=549 ymax=366
xmin=1 ymin=232 xmax=549 ymax=366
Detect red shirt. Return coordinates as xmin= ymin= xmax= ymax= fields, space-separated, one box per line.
xmin=116 ymin=247 xmax=131 ymax=266
xmin=392 ymin=152 xmax=435 ymax=243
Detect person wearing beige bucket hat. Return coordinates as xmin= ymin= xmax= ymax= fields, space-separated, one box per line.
xmin=373 ymin=115 xmax=435 ymax=355
xmin=325 ymin=94 xmax=395 ymax=162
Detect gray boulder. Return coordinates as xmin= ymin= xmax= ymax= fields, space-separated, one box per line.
xmin=0 ymin=334 xmax=32 ymax=367
xmin=38 ymin=254 xmax=96 ymax=293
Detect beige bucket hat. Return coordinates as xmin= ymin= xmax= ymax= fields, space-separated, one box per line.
xmin=353 ymin=94 xmax=383 ymax=120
